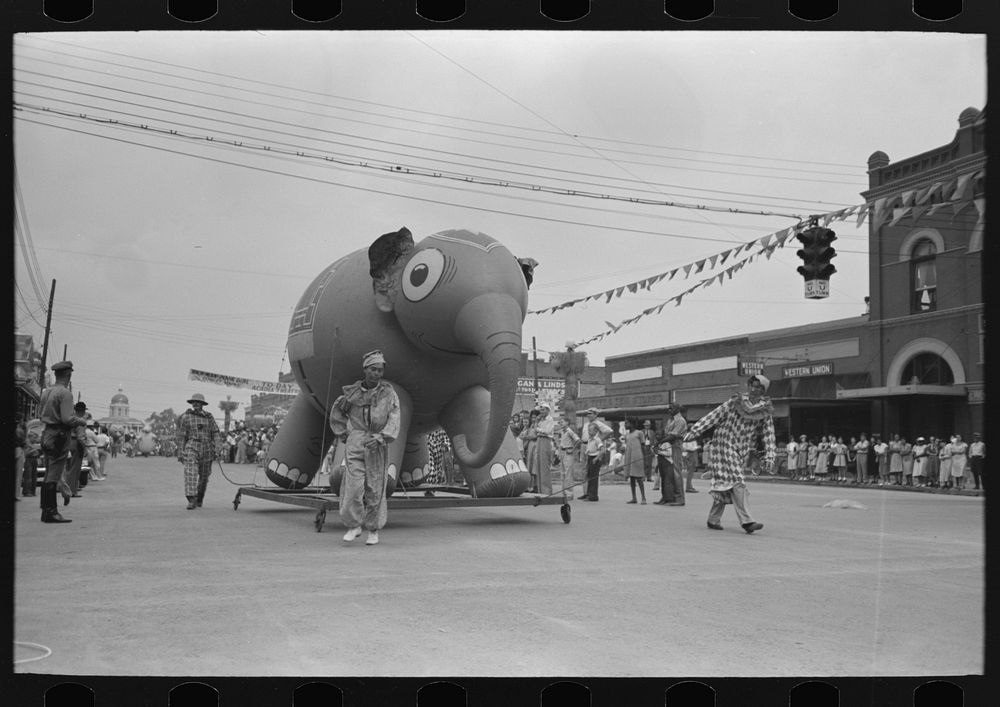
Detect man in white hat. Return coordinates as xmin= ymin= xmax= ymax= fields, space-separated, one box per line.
xmin=175 ymin=393 xmax=220 ymax=509
xmin=330 ymin=350 xmax=401 ymax=546
xmin=683 ymin=374 xmax=775 ymax=533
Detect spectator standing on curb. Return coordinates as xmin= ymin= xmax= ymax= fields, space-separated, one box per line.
xmin=950 ymin=434 xmax=969 ymax=490
xmin=684 ymin=374 xmax=774 ymax=534
xmin=623 ymin=420 xmax=647 ymax=505
xmin=854 ymin=433 xmax=870 ymax=484
xmin=95 ymin=426 xmax=111 ymax=480
xmin=581 ymin=422 xmax=605 ymax=502
xmin=15 ymin=412 xmax=27 ymax=502
xmin=969 ymin=433 xmax=985 ymax=490
xmin=939 ymin=436 xmax=954 ymax=488
xmin=785 ymin=436 xmax=800 ymax=481
xmin=175 ymin=393 xmax=220 ymax=510
xmin=683 ymin=436 xmax=700 ymax=492
xmin=912 ymin=437 xmax=929 ymax=487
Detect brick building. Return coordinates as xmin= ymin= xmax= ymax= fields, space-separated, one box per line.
xmin=577 ymin=106 xmax=985 ymax=443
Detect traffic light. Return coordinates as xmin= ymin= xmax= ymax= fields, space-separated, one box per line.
xmin=795 ymin=226 xmax=837 ymax=299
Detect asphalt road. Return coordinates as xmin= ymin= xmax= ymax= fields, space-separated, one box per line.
xmin=14 ymin=455 xmax=984 ymax=678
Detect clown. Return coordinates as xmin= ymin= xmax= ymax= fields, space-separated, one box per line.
xmin=683 ymin=374 xmax=775 ymax=534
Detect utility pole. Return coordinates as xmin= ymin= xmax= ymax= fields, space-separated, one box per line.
xmin=38 ymin=279 xmax=56 ymax=389
xmin=532 ymin=337 xmax=539 ymax=407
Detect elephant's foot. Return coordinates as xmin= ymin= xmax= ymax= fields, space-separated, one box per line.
xmin=266 ymin=458 xmax=313 ymax=489
xmin=469 ymin=457 xmax=531 ymax=497
xmin=399 ymin=462 xmax=430 ymax=487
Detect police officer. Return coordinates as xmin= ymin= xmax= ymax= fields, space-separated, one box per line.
xmin=37 ymin=361 xmax=88 ymax=523
xmin=175 ymin=393 xmax=220 ymax=509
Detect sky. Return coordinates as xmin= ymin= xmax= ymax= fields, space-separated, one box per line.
xmin=12 ymin=30 xmax=987 ymax=422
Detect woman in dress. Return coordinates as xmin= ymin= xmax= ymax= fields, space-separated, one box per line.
xmin=938 ymin=436 xmax=954 ymax=488
xmin=911 ymin=437 xmax=928 ymax=487
xmin=846 ymin=436 xmax=858 ymax=483
xmin=622 ymin=420 xmax=647 ymax=504
xmin=900 ymin=436 xmax=914 ymax=486
xmin=831 ymin=436 xmax=848 ymax=482
xmin=888 ymin=434 xmax=904 ymax=485
xmin=950 ymin=434 xmax=969 ymax=490
xmin=806 ymin=438 xmax=819 ymax=481
xmin=814 ymin=435 xmax=831 ymax=480
xmin=796 ymin=435 xmax=809 ymax=481
xmin=925 ymin=437 xmax=940 ymax=487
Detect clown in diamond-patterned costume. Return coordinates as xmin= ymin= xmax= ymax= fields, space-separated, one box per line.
xmin=684 ymin=375 xmax=775 ymax=533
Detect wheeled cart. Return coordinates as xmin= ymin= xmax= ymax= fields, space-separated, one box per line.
xmin=232 ymin=485 xmax=573 ymax=531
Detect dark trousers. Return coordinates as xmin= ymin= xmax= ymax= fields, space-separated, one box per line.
xmin=658 ymin=462 xmax=676 ymax=502
xmin=971 ymin=456 xmax=985 ymax=489
xmin=586 ymin=455 xmax=601 ymax=500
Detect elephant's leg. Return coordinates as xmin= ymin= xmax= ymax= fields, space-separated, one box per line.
xmin=265 ymin=393 xmax=329 ymax=489
xmin=440 ymin=386 xmax=530 ymax=497
xmin=328 ymin=382 xmax=411 ymax=497
xmin=399 ymin=432 xmax=430 ymax=488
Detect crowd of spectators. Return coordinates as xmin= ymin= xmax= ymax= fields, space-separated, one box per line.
xmin=221 ymin=422 xmax=280 ymax=465
xmin=783 ymin=432 xmax=985 ymax=490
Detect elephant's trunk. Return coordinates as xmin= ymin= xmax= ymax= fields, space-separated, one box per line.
xmin=451 ymin=293 xmax=524 ymax=469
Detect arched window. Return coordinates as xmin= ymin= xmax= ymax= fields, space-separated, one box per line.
xmin=911 ymin=239 xmax=937 ymax=313
xmin=901 ymin=352 xmax=954 ymax=386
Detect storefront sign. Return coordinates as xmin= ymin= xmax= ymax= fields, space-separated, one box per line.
xmin=782 ymin=362 xmax=834 ymax=378
xmin=737 ymin=354 xmax=764 ymax=376
xmin=516 ymin=377 xmax=565 ymax=395
xmin=579 ymin=391 xmax=672 ymax=409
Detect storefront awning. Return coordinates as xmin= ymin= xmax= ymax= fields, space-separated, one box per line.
xmin=835 ymin=384 xmax=967 ymax=399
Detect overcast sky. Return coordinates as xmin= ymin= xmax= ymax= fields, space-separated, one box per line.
xmin=12 ymin=30 xmax=987 ymax=421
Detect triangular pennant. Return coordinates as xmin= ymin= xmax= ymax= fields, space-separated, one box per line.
xmin=927 ymin=202 xmax=947 ymax=216
xmin=604 ymin=290 xmax=614 ymax=303
xmin=719 ymin=249 xmax=732 ymax=265
xmin=856 ymin=204 xmax=869 ymax=227
xmin=668 ymin=269 xmax=678 ymax=281
xmin=974 ymin=198 xmax=985 ymax=223
xmin=910 ymin=205 xmax=928 ymax=224
xmin=615 ymin=286 xmax=625 ymax=298
xmin=627 ymin=282 xmax=638 ymax=294
xmin=914 ymin=186 xmax=931 ymax=205
xmin=889 ymin=207 xmax=912 ymax=227
xmin=764 ymin=246 xmax=775 ymax=260
xmin=655 ymin=303 xmax=666 ymax=314
xmin=760 ymin=234 xmax=773 ymax=248
xmin=872 ymin=197 xmax=889 ymax=229
xmin=694 ymin=259 xmax=707 ymax=274
xmin=708 ymin=254 xmax=718 ymax=269
xmin=901 ymin=189 xmax=916 ymax=206
xmin=950 ymin=173 xmax=974 ymax=202
xmin=952 ymin=199 xmax=972 ymax=217
xmin=683 ymin=264 xmax=692 ymax=277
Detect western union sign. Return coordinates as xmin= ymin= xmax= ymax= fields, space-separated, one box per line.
xmin=782 ymin=362 xmax=834 ymax=378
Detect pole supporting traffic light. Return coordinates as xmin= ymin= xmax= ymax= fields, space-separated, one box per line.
xmin=795 ymin=223 xmax=837 ymax=299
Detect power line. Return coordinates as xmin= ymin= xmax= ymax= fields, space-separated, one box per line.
xmin=16 ymin=101 xmax=808 ymax=222
xmin=18 ymin=36 xmax=863 ymax=170
xmin=17 ymin=81 xmax=845 ymax=214
xmin=16 ymin=113 xmax=815 ymax=247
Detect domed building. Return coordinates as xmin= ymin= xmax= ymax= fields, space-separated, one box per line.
xmin=96 ymin=386 xmax=146 ymax=434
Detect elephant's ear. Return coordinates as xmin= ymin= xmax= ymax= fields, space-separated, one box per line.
xmin=517 ymin=257 xmax=538 ymax=289
xmin=369 ymin=227 xmax=415 ymax=312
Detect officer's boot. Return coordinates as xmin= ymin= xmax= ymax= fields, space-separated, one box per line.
xmin=41 ymin=483 xmax=72 ymax=523
xmin=186 ymin=496 xmax=198 ymax=510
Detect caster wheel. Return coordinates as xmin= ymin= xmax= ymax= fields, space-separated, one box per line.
xmin=560 ymin=503 xmax=571 ymax=524
xmin=233 ymin=492 xmax=241 ymax=510
xmin=314 ymin=509 xmax=327 ymax=532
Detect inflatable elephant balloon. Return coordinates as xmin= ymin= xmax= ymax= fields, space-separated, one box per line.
xmin=264 ymin=227 xmax=537 ymax=498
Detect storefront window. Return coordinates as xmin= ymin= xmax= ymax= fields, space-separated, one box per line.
xmin=911 ymin=239 xmax=937 ymax=312
xmin=901 ymin=353 xmax=954 ymax=386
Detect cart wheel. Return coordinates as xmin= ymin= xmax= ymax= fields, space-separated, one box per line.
xmin=233 ymin=491 xmax=241 ymax=510
xmin=560 ymin=503 xmax=571 ymax=524
xmin=314 ymin=509 xmax=327 ymax=532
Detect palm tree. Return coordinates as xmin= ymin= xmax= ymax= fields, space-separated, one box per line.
xmin=218 ymin=396 xmax=240 ymax=435
xmin=550 ymin=342 xmax=588 ymax=421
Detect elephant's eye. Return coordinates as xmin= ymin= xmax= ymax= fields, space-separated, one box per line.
xmin=401 ymin=248 xmax=445 ymax=302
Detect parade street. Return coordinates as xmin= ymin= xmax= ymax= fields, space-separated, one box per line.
xmin=14 ymin=456 xmax=983 ymax=678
